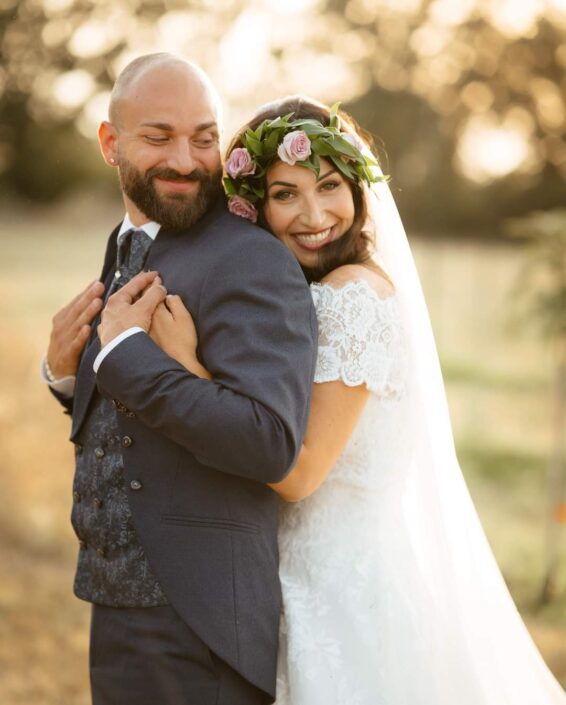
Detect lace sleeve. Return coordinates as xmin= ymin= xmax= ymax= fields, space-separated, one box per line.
xmin=310 ymin=279 xmax=407 ymax=399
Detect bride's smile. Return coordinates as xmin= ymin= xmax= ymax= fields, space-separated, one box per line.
xmin=263 ymin=157 xmax=355 ymax=266
xmin=293 ymin=227 xmax=334 ymax=249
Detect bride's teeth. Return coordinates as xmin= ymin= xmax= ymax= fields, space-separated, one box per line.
xmin=296 ymin=229 xmax=331 ymax=244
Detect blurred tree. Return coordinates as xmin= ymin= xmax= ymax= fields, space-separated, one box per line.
xmin=506 ymin=209 xmax=566 ymax=603
xmin=0 ymin=0 xmax=245 ymax=202
xmin=330 ymin=0 xmax=566 ymax=230
xmin=0 ymin=0 xmax=565 ymax=232
xmin=0 ymin=0 xmax=109 ymax=201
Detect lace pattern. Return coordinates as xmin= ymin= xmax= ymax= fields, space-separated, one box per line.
xmin=276 ymin=175 xmax=566 ymax=704
xmin=274 ymin=275 xmax=566 ymax=705
xmin=310 ymin=280 xmax=406 ymax=400
xmin=275 ymin=278 xmax=411 ymax=704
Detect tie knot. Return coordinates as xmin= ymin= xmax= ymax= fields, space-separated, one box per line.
xmin=121 ymin=227 xmax=152 ymax=246
xmin=114 ymin=227 xmax=154 ymax=289
xmin=128 ymin=227 xmax=150 ymax=238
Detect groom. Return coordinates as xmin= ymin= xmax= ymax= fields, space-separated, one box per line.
xmin=45 ymin=53 xmax=317 ymax=704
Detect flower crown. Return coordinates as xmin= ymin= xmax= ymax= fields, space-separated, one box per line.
xmin=223 ymin=104 xmax=386 ymax=223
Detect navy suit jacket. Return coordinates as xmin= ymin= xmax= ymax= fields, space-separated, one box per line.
xmin=57 ymin=197 xmax=317 ymax=699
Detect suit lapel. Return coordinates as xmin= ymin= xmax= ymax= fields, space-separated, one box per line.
xmin=144 ymin=226 xmax=177 ymax=270
xmin=70 ymin=225 xmax=119 ymax=441
xmin=70 ymin=199 xmax=226 ymax=441
xmin=143 ymin=197 xmax=227 ymax=271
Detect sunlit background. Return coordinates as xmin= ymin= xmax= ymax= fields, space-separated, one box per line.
xmin=0 ymin=1 xmax=565 ymax=702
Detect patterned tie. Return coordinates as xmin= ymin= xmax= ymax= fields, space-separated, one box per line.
xmin=108 ymin=228 xmax=154 ymax=296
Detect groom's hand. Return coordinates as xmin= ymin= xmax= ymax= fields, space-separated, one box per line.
xmin=98 ymin=271 xmax=167 ymax=348
xmin=47 ymin=279 xmax=105 ymax=378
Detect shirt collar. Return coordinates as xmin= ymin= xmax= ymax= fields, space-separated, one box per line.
xmin=117 ymin=215 xmax=161 ymax=244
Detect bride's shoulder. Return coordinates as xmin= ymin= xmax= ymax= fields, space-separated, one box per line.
xmin=319 ymin=263 xmax=395 ymax=300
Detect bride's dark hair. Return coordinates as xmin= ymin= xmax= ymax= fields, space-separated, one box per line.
xmin=226 ymin=96 xmax=377 ymax=283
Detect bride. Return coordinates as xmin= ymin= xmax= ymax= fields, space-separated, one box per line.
xmin=146 ymin=96 xmax=565 ymax=704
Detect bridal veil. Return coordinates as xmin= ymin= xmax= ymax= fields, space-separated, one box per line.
xmin=369 ymin=174 xmax=565 ymax=703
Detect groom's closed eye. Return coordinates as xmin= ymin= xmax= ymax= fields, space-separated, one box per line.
xmin=145 ymin=135 xmax=169 ymax=144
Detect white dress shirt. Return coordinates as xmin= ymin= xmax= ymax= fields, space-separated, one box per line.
xmin=42 ymin=216 xmax=160 ymax=397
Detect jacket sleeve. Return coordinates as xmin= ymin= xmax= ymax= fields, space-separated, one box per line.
xmin=95 ymin=236 xmax=318 ymax=483
xmin=49 ymin=387 xmax=74 ymax=415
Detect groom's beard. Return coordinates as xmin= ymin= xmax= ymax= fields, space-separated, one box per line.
xmin=118 ymin=158 xmax=224 ymax=231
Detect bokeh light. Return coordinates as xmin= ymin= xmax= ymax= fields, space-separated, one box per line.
xmin=1 ymin=3 xmax=565 ymax=703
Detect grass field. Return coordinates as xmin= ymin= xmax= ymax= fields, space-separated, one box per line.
xmin=0 ymin=201 xmax=564 ymax=702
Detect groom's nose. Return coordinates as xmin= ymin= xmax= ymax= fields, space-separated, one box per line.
xmin=168 ymin=137 xmax=197 ymax=175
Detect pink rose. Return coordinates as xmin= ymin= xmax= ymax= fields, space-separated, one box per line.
xmin=277 ymin=130 xmax=312 ymax=165
xmin=225 ymin=147 xmax=256 ymax=178
xmin=228 ymin=196 xmax=258 ymax=223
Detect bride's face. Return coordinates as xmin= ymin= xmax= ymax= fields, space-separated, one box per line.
xmin=263 ymin=157 xmax=355 ymax=268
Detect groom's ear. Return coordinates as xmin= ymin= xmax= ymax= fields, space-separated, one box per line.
xmin=98 ymin=121 xmax=119 ymax=167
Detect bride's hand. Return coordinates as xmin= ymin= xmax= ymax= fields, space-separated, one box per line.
xmin=149 ymin=295 xmax=212 ymax=379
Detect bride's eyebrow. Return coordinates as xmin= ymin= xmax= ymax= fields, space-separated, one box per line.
xmin=317 ymin=169 xmax=337 ymax=181
xmin=268 ymin=169 xmax=338 ymax=191
xmin=268 ymin=180 xmax=296 ymax=189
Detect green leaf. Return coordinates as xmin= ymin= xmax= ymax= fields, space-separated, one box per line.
xmin=299 ymin=159 xmax=320 ymax=177
xmin=292 ymin=118 xmax=330 ymax=129
xmin=311 ymin=139 xmax=334 ymax=157
xmin=311 ymin=152 xmax=320 ymax=172
xmin=360 ymin=166 xmax=372 ymax=183
xmin=250 ymin=185 xmax=265 ymax=199
xmin=330 ymin=155 xmax=354 ymax=181
xmin=246 ymin=127 xmax=258 ymax=142
xmin=243 ymin=126 xmax=258 ymax=142
xmin=246 ymin=135 xmax=263 ymax=156
xmin=266 ymin=114 xmax=292 ymax=131
xmin=329 ymin=102 xmax=341 ymax=129
xmin=256 ymin=119 xmax=272 ymax=136
xmin=299 ymin=123 xmax=332 ymax=137
xmin=328 ymin=135 xmax=359 ymax=158
xmin=223 ymin=177 xmax=237 ymax=196
xmin=264 ymin=128 xmax=283 ymax=154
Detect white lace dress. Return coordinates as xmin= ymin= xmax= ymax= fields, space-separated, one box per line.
xmin=274 ymin=278 xmax=566 ymax=705
xmin=275 ymin=279 xmax=416 ymax=705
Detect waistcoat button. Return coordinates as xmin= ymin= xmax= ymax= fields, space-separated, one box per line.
xmin=73 ymin=491 xmax=81 ymax=503
xmin=79 ymin=540 xmax=87 ymax=550
xmin=122 ymin=436 xmax=133 ymax=448
xmin=130 ymin=479 xmax=142 ymax=491
xmin=93 ymin=497 xmax=103 ymax=509
xmin=94 ymin=447 xmax=105 ymax=459
xmin=96 ymin=547 xmax=106 ymax=558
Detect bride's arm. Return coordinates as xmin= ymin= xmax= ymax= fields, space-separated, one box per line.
xmin=268 ymin=380 xmax=369 ymax=501
xmin=149 ymin=294 xmax=369 ymax=501
xmin=272 ymin=264 xmax=396 ymax=501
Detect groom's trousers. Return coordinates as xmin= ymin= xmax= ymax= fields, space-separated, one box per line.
xmin=89 ymin=604 xmax=265 ymax=705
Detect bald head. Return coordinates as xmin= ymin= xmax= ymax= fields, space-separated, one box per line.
xmin=98 ymin=51 xmax=223 ymax=228
xmin=109 ymin=53 xmax=222 ymax=129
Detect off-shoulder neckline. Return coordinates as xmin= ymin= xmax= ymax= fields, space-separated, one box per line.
xmin=310 ymin=278 xmax=398 ymax=303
